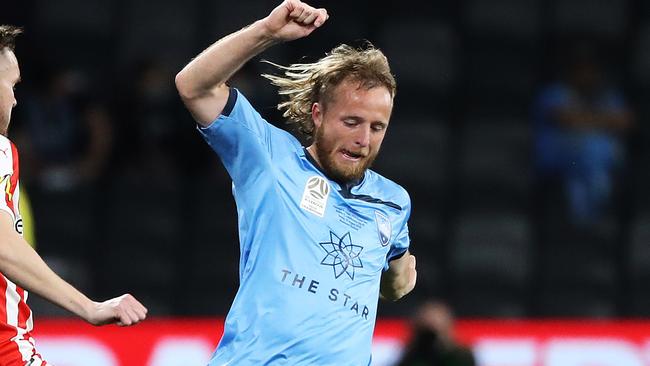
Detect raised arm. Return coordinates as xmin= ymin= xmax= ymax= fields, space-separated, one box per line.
xmin=175 ymin=0 xmax=328 ymax=126
xmin=0 ymin=212 xmax=147 ymax=326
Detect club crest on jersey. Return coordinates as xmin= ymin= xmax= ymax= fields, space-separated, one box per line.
xmin=300 ymin=176 xmax=330 ymax=217
xmin=374 ymin=211 xmax=392 ymax=247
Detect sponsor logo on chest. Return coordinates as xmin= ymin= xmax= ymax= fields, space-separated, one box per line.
xmin=300 ymin=176 xmax=330 ymax=217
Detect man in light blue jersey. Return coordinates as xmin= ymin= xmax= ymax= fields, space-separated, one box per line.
xmin=176 ymin=1 xmax=417 ymax=364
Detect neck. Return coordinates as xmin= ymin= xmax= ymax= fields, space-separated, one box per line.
xmin=306 ymin=144 xmax=321 ymax=168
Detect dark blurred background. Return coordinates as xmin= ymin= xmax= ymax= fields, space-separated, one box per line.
xmin=3 ymin=0 xmax=649 ymax=319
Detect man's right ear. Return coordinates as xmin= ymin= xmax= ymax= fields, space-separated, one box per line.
xmin=311 ymin=102 xmax=322 ymax=129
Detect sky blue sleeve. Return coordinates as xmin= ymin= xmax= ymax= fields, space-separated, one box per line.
xmin=384 ymin=195 xmax=411 ymax=271
xmin=198 ymin=88 xmax=295 ymax=189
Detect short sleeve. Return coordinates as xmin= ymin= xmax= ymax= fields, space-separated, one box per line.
xmin=383 ymin=193 xmax=411 ymax=271
xmin=0 ymin=138 xmax=18 ymax=220
xmin=198 ymin=88 xmax=298 ymax=188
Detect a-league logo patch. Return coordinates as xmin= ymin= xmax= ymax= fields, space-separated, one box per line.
xmin=300 ymin=176 xmax=330 ymax=217
xmin=374 ymin=211 xmax=392 ymax=247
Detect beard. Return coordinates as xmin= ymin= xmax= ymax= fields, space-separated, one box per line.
xmin=312 ymin=126 xmax=378 ymax=184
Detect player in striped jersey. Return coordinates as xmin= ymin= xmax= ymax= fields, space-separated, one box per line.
xmin=0 ymin=26 xmax=148 ymax=365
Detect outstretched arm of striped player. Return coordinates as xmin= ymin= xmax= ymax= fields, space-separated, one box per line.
xmin=0 ymin=211 xmax=147 ymax=326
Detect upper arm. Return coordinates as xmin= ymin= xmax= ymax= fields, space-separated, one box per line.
xmin=0 ymin=210 xmax=16 ymax=237
xmin=198 ymin=89 xmax=297 ymax=189
xmin=0 ymin=210 xmax=23 ymax=261
xmin=386 ymin=249 xmax=410 ymax=272
xmin=176 ymin=79 xmax=231 ymax=127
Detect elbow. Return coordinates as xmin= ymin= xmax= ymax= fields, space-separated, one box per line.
xmin=174 ymin=71 xmax=193 ymax=102
xmin=175 ymin=71 xmax=220 ymax=105
xmin=175 ymin=69 xmax=208 ymax=102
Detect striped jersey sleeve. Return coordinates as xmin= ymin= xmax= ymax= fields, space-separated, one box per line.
xmin=0 ymin=136 xmax=35 ymax=361
xmin=0 ymin=136 xmax=19 ymax=221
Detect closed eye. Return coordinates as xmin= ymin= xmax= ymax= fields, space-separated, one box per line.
xmin=343 ymin=118 xmax=361 ymax=127
xmin=372 ymin=123 xmax=386 ymax=132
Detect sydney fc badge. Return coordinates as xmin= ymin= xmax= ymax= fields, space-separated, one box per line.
xmin=374 ymin=211 xmax=392 ymax=247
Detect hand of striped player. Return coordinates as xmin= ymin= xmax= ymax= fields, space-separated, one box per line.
xmin=261 ymin=0 xmax=329 ymax=42
xmin=86 ymin=294 xmax=148 ymax=326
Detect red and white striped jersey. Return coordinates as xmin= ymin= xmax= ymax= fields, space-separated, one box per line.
xmin=0 ymin=135 xmax=40 ymax=365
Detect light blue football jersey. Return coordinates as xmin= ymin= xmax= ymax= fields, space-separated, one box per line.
xmin=199 ymin=88 xmax=411 ymax=366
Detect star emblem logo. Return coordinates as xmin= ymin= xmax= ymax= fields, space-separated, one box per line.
xmin=319 ymin=231 xmax=364 ymax=280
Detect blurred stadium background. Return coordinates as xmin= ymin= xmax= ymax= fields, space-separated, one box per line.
xmin=4 ymin=0 xmax=650 ymax=365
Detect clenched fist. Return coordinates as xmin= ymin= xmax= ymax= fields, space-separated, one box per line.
xmin=84 ymin=294 xmax=147 ymax=326
xmin=261 ymin=0 xmax=329 ymax=42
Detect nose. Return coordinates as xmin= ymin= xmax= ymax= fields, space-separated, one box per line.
xmin=354 ymin=125 xmax=371 ymax=148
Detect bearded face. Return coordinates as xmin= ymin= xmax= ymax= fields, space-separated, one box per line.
xmin=307 ymin=79 xmax=392 ymax=184
xmin=312 ymin=121 xmax=378 ymax=183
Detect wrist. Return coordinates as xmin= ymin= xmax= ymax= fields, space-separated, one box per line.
xmin=252 ymin=19 xmax=283 ymax=46
xmin=79 ymin=298 xmax=97 ymax=323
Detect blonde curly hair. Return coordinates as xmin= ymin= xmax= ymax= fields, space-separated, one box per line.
xmin=262 ymin=44 xmax=396 ymax=141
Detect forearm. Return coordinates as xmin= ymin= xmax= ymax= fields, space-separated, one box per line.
xmin=175 ymin=20 xmax=277 ymax=101
xmin=0 ymin=221 xmax=93 ymax=320
xmin=176 ymin=1 xmax=328 ymax=125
